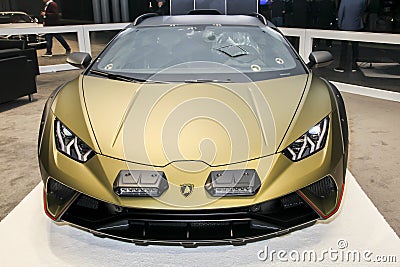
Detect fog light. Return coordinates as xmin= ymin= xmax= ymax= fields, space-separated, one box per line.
xmin=205 ymin=169 xmax=261 ymax=197
xmin=113 ymin=170 xmax=169 ymax=197
xmin=117 ymin=187 xmax=160 ymax=196
xmin=214 ymin=187 xmax=254 ymax=195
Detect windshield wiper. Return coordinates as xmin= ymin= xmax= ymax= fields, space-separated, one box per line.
xmin=89 ymin=69 xmax=143 ymax=82
xmin=89 ymin=70 xmax=168 ymax=83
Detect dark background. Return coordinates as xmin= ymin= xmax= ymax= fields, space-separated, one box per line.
xmin=0 ymin=0 xmax=398 ymax=33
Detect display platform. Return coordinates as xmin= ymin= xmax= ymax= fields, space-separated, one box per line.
xmin=0 ymin=171 xmax=399 ymax=266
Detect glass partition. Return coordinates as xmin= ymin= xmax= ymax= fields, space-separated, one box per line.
xmin=313 ymin=39 xmax=400 ymax=92
xmin=37 ymin=32 xmax=79 ymax=66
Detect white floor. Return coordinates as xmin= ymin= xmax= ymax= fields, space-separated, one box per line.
xmin=0 ymin=171 xmax=399 ymax=266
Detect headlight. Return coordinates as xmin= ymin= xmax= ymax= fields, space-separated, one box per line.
xmin=283 ymin=116 xmax=329 ymax=161
xmin=54 ymin=119 xmax=95 ymax=162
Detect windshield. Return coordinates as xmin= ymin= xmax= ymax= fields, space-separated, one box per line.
xmin=90 ymin=25 xmax=306 ymax=82
xmin=0 ymin=13 xmax=32 ymax=24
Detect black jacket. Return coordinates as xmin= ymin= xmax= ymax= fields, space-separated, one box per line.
xmin=43 ymin=1 xmax=60 ymax=26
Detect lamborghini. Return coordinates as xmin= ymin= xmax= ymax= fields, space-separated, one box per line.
xmin=38 ymin=12 xmax=348 ymax=247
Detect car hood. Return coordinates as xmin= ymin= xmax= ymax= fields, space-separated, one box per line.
xmin=82 ymin=74 xmax=309 ymax=166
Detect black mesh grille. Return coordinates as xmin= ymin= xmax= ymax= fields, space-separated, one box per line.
xmin=47 ymin=178 xmax=75 ymax=202
xmin=305 ymin=176 xmax=336 ymax=199
xmin=76 ymin=195 xmax=99 ymax=210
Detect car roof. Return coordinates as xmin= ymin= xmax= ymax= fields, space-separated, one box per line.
xmin=137 ymin=15 xmax=267 ymax=27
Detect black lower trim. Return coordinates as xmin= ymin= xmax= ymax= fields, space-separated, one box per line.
xmin=60 ymin=191 xmax=319 ymax=246
xmin=66 ymin=219 xmax=317 ymax=247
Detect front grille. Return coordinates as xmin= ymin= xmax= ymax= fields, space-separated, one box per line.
xmin=76 ymin=195 xmax=99 ymax=210
xmin=61 ymin=192 xmax=319 ymax=245
xmin=281 ymin=193 xmax=305 ymax=208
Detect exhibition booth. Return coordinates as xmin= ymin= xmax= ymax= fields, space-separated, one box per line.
xmin=1 ymin=22 xmax=399 ymax=90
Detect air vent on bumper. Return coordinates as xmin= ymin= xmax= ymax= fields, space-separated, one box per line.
xmin=113 ymin=170 xmax=169 ymax=197
xmin=205 ymin=169 xmax=261 ymax=196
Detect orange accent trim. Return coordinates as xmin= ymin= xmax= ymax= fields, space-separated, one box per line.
xmin=43 ymin=187 xmax=57 ymax=221
xmin=43 ymin=185 xmax=79 ymax=221
xmin=297 ymin=183 xmax=345 ymax=219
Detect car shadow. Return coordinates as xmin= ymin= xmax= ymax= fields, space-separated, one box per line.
xmin=0 ymin=97 xmax=37 ymax=113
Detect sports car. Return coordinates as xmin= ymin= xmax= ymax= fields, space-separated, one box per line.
xmin=38 ymin=12 xmax=348 ymax=247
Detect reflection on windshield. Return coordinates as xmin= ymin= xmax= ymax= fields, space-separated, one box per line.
xmin=91 ymin=25 xmax=305 ymax=81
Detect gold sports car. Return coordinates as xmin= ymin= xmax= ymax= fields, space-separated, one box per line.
xmin=38 ymin=12 xmax=348 ymax=247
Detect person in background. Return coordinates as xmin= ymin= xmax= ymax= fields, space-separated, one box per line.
xmin=149 ymin=0 xmax=167 ymax=15
xmin=334 ymin=0 xmax=367 ymax=72
xmin=292 ymin=0 xmax=308 ymax=28
xmin=306 ymin=0 xmax=319 ymax=29
xmin=271 ymin=0 xmax=286 ymax=27
xmin=264 ymin=0 xmax=286 ymax=27
xmin=41 ymin=0 xmax=71 ymax=57
xmin=366 ymin=0 xmax=380 ymax=32
xmin=314 ymin=0 xmax=337 ymax=48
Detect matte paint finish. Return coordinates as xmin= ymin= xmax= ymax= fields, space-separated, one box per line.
xmin=39 ymin=73 xmax=345 ymax=217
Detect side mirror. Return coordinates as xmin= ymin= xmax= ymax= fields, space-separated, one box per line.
xmin=307 ymin=51 xmax=333 ymax=69
xmin=66 ymin=52 xmax=92 ymax=69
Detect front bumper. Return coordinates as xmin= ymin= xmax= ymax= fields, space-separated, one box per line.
xmin=43 ymin=175 xmax=342 ymax=246
xmin=39 ymin=109 xmax=346 ymax=245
